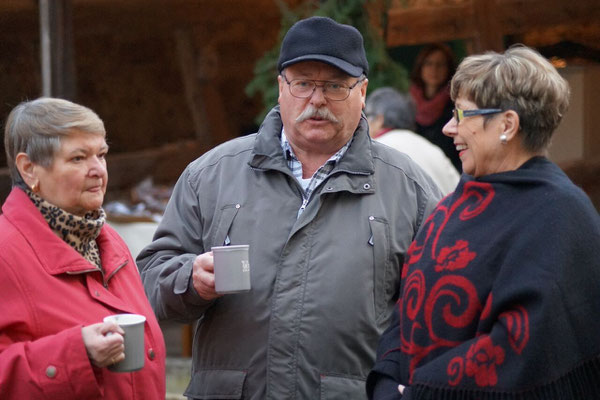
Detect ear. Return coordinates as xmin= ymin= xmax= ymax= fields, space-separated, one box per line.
xmin=360 ymin=78 xmax=369 ymax=109
xmin=15 ymin=152 xmax=38 ymax=189
xmin=502 ymin=110 xmax=520 ymax=141
xmin=277 ymin=74 xmax=284 ymax=104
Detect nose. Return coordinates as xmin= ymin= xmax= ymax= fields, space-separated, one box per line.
xmin=88 ymin=156 xmax=107 ymax=177
xmin=442 ymin=117 xmax=457 ymax=138
xmin=309 ymin=84 xmax=327 ymax=106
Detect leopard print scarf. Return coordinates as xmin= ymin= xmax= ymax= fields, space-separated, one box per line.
xmin=26 ymin=190 xmax=105 ymax=269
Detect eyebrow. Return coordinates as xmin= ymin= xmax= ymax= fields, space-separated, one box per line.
xmin=66 ymin=144 xmax=109 ymax=155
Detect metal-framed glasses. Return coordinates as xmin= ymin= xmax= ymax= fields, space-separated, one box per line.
xmin=453 ymin=107 xmax=503 ymax=123
xmin=281 ymin=74 xmax=365 ymax=101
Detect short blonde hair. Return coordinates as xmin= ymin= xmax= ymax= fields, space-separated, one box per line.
xmin=4 ymin=97 xmax=106 ymax=187
xmin=450 ymin=45 xmax=570 ymax=152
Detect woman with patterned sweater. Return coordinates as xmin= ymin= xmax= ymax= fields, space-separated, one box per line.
xmin=367 ymin=45 xmax=600 ymax=399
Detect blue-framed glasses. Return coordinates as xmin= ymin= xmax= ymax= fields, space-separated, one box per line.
xmin=453 ymin=108 xmax=503 ymax=123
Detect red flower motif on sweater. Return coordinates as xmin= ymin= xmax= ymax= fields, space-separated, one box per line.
xmin=435 ymin=240 xmax=476 ymax=272
xmin=402 ymin=242 xmax=420 ymax=278
xmin=465 ymin=336 xmax=505 ymax=387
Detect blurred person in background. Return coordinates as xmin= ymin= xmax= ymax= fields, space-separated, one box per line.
xmin=366 ymin=87 xmax=459 ymax=195
xmin=368 ymin=45 xmax=600 ymax=399
xmin=0 ymin=97 xmax=165 ymax=399
xmin=410 ymin=43 xmax=461 ymax=172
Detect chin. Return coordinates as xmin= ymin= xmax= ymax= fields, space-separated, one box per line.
xmin=83 ymin=197 xmax=104 ymax=213
xmin=90 ymin=201 xmax=104 ymax=211
xmin=462 ymin=165 xmax=474 ymax=176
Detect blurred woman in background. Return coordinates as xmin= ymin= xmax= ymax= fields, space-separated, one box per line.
xmin=410 ymin=43 xmax=461 ymax=172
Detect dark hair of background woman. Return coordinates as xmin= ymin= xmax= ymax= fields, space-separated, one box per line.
xmin=410 ymin=43 xmax=456 ymax=92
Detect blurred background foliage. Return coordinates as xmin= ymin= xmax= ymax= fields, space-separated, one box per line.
xmin=245 ymin=0 xmax=410 ymax=124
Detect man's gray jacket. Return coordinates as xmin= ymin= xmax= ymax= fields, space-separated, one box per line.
xmin=138 ymin=106 xmax=443 ymax=399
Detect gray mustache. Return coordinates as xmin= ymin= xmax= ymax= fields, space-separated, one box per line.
xmin=295 ymin=105 xmax=339 ymax=124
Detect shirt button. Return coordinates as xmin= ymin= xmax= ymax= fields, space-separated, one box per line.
xmin=46 ymin=365 xmax=57 ymax=378
xmin=235 ymin=204 xmax=241 ymax=209
xmin=369 ymin=216 xmax=375 ymax=221
xmin=363 ymin=183 xmax=371 ymax=190
xmin=148 ymin=348 xmax=155 ymax=360
xmin=95 ymin=290 xmax=100 ymax=297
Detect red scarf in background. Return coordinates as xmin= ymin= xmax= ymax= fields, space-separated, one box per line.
xmin=372 ymin=127 xmax=393 ymax=140
xmin=410 ymin=84 xmax=451 ymax=126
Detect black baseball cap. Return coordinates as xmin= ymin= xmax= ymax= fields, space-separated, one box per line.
xmin=277 ymin=16 xmax=369 ymax=77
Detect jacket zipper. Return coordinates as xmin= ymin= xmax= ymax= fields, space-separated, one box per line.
xmin=104 ymin=260 xmax=129 ymax=288
xmin=65 ymin=260 xmax=128 ymax=289
xmin=300 ymin=197 xmax=308 ymax=213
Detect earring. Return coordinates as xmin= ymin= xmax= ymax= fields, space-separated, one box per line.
xmin=31 ymin=182 xmax=39 ymax=193
xmin=500 ymin=134 xmax=508 ymax=145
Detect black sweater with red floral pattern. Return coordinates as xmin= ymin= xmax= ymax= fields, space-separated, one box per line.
xmin=367 ymin=157 xmax=600 ymax=399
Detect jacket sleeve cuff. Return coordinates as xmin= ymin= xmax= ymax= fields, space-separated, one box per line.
xmin=367 ymin=358 xmax=403 ymax=399
xmin=176 ymin=258 xmax=212 ymax=307
xmin=24 ymin=325 xmax=102 ymax=399
xmin=368 ymin=373 xmax=402 ymax=400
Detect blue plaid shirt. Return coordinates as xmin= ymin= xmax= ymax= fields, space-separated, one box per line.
xmin=281 ymin=129 xmax=352 ymax=216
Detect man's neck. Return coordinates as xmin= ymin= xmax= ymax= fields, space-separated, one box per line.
xmin=293 ymin=148 xmax=331 ymax=179
xmin=282 ymin=130 xmax=348 ymax=179
xmin=424 ymin=84 xmax=438 ymax=99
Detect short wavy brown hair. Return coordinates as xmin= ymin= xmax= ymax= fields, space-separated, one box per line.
xmin=4 ymin=97 xmax=105 ymax=187
xmin=450 ymin=45 xmax=570 ymax=153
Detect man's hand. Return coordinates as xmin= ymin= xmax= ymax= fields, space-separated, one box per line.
xmin=192 ymin=252 xmax=222 ymax=300
xmin=81 ymin=322 xmax=125 ymax=368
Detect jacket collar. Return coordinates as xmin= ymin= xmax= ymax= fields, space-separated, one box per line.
xmin=2 ymin=187 xmax=129 ymax=279
xmin=249 ymin=106 xmax=375 ymax=176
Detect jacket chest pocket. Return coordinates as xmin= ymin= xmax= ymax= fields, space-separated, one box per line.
xmin=211 ymin=203 xmax=241 ymax=247
xmin=368 ymin=216 xmax=392 ymax=321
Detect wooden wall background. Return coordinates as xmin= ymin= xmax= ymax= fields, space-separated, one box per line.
xmin=1 ymin=0 xmax=598 ymax=207
xmin=0 ymin=0 xmax=299 ymax=200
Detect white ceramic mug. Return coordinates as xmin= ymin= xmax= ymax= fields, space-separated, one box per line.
xmin=212 ymin=245 xmax=251 ymax=294
xmin=103 ymin=313 xmax=146 ymax=372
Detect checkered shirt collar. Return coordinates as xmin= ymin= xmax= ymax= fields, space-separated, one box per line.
xmin=280 ymin=128 xmax=352 ymax=200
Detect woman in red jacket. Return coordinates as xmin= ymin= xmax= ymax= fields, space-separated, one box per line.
xmin=0 ymin=98 xmax=165 ymax=399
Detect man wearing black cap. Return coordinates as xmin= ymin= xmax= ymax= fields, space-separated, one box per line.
xmin=139 ymin=16 xmax=442 ymax=399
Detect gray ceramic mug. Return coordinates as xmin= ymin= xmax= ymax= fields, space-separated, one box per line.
xmin=103 ymin=313 xmax=146 ymax=372
xmin=212 ymin=244 xmax=251 ymax=294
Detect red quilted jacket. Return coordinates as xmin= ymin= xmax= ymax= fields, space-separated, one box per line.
xmin=0 ymin=187 xmax=166 ymax=399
